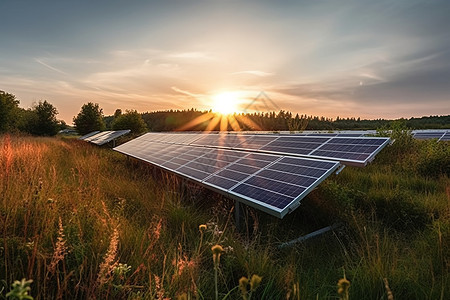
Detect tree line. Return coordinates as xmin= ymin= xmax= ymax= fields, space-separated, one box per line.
xmin=0 ymin=90 xmax=65 ymax=136
xmin=1 ymin=90 xmax=449 ymax=136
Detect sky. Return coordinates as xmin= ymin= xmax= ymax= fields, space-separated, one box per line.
xmin=1 ymin=0 xmax=450 ymax=123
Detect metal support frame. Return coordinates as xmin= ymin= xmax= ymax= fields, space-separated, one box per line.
xmin=278 ymin=223 xmax=341 ymax=249
xmin=235 ymin=199 xmax=241 ymax=231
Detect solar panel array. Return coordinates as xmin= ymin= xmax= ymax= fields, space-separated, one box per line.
xmin=135 ymin=132 xmax=390 ymax=167
xmin=79 ymin=130 xmax=131 ymax=145
xmin=114 ymin=136 xmax=340 ymax=218
xmin=113 ymin=132 xmax=392 ymax=218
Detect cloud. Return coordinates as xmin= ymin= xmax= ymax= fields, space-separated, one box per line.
xmin=231 ymin=70 xmax=274 ymax=77
xmin=168 ymin=52 xmax=212 ymax=59
xmin=34 ymin=58 xmax=68 ymax=75
xmin=171 ymin=86 xmax=202 ymax=98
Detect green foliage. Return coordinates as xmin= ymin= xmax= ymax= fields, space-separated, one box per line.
xmin=24 ymin=101 xmax=60 ymax=136
xmin=0 ymin=91 xmax=20 ymax=133
xmin=417 ymin=139 xmax=450 ymax=177
xmin=112 ymin=110 xmax=147 ymax=134
xmin=73 ymin=102 xmax=106 ymax=135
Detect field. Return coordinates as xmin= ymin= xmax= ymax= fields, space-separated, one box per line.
xmin=0 ymin=134 xmax=449 ymax=299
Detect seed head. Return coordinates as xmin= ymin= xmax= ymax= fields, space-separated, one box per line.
xmin=239 ymin=276 xmax=249 ymax=299
xmin=211 ymin=244 xmax=223 ymax=255
xmin=250 ymin=274 xmax=262 ymax=291
xmin=337 ymin=277 xmax=350 ymax=298
xmin=211 ymin=244 xmax=224 ymax=267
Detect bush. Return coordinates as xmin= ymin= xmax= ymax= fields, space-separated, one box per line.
xmin=417 ymin=140 xmax=450 ymax=177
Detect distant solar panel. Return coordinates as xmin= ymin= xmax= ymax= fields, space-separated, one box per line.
xmin=83 ymin=131 xmax=113 ymax=142
xmin=413 ymin=132 xmax=446 ymax=140
xmin=90 ymin=130 xmax=131 ymax=145
xmin=79 ymin=131 xmax=100 ymax=140
xmin=114 ymin=139 xmax=340 ymax=218
xmin=439 ymin=132 xmax=450 ymax=141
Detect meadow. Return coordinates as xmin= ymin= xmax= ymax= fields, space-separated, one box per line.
xmin=0 ymin=133 xmax=448 ymax=299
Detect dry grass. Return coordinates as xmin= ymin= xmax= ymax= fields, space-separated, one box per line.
xmin=0 ymin=134 xmax=448 ymax=299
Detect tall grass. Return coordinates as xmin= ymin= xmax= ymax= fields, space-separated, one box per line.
xmin=0 ymin=134 xmax=449 ymax=299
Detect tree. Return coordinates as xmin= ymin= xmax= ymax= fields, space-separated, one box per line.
xmin=73 ymin=102 xmax=106 ymax=135
xmin=25 ymin=100 xmax=60 ymax=136
xmin=112 ymin=110 xmax=147 ymax=134
xmin=0 ymin=90 xmax=20 ymax=133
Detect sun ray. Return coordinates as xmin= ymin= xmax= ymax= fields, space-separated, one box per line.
xmin=227 ymin=114 xmax=242 ymax=132
xmin=204 ymin=114 xmax=222 ymax=132
xmin=220 ymin=114 xmax=229 ymax=131
xmin=235 ymin=114 xmax=263 ymax=131
xmin=177 ymin=112 xmax=215 ymax=131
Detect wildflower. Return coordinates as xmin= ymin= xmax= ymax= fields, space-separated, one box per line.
xmin=177 ymin=293 xmax=188 ymax=300
xmin=250 ymin=274 xmax=262 ymax=292
xmin=239 ymin=276 xmax=249 ymax=300
xmin=6 ymin=278 xmax=33 ymax=300
xmin=97 ymin=227 xmax=120 ymax=285
xmin=113 ymin=263 xmax=131 ymax=280
xmin=48 ymin=217 xmax=68 ymax=274
xmin=211 ymin=245 xmax=224 ymax=300
xmin=211 ymin=245 xmax=224 ymax=267
xmin=197 ymin=224 xmax=207 ymax=255
xmin=337 ymin=277 xmax=350 ymax=300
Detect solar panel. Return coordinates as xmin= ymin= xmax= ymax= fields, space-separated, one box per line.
xmin=79 ymin=131 xmax=100 ymax=140
xmin=90 ymin=130 xmax=131 ymax=145
xmin=189 ymin=133 xmax=390 ymax=167
xmin=83 ymin=131 xmax=112 ymax=142
xmin=439 ymin=132 xmax=450 ymax=141
xmin=114 ymin=139 xmax=340 ymax=218
xmin=413 ymin=132 xmax=446 ymax=140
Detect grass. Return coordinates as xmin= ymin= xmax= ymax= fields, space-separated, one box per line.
xmin=0 ymin=134 xmax=449 ymax=299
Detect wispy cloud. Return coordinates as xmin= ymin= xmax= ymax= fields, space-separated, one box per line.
xmin=171 ymin=86 xmax=202 ymax=98
xmin=231 ymin=70 xmax=274 ymax=77
xmin=34 ymin=58 xmax=68 ymax=75
xmin=168 ymin=51 xmax=212 ymax=59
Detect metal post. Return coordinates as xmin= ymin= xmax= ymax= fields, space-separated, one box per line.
xmin=235 ymin=199 xmax=241 ymax=231
xmin=278 ymin=223 xmax=341 ymax=249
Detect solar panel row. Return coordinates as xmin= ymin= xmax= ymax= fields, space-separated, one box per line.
xmin=134 ymin=132 xmax=390 ymax=167
xmin=114 ymin=138 xmax=340 ymax=218
xmin=78 ymin=131 xmax=100 ymax=140
xmin=278 ymin=130 xmax=449 ymax=141
xmin=79 ymin=130 xmax=131 ymax=145
xmin=412 ymin=131 xmax=448 ymax=141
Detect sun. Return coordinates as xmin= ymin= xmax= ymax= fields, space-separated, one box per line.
xmin=212 ymin=92 xmax=241 ymax=115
